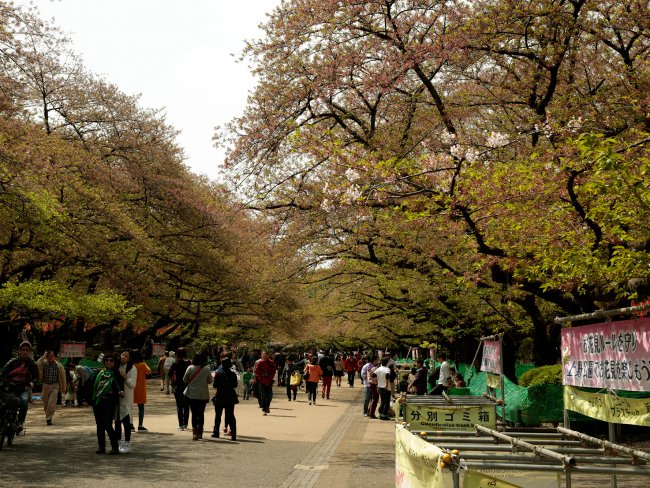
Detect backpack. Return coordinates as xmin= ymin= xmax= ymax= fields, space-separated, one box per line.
xmin=290 ymin=370 xmax=302 ymax=386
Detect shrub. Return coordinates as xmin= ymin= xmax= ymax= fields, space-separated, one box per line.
xmin=518 ymin=364 xmax=562 ymax=387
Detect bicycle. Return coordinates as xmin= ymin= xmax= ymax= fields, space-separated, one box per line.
xmin=0 ymin=379 xmax=22 ymax=450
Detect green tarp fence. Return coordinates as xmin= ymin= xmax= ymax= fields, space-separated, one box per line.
xmin=401 ymin=361 xmax=562 ymax=425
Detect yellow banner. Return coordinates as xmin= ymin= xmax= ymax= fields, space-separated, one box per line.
xmin=564 ymin=386 xmax=650 ymax=426
xmin=404 ymin=404 xmax=497 ymax=431
xmin=464 ymin=470 xmax=522 ymax=488
xmin=395 ymin=424 xmax=444 ymax=488
xmin=486 ymin=372 xmax=501 ymax=389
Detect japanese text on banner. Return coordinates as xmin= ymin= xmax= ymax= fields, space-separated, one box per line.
xmin=563 ymin=386 xmax=650 ymax=426
xmin=405 ymin=404 xmax=497 ymax=431
xmin=481 ymin=340 xmax=502 ymax=374
xmin=395 ymin=424 xmax=444 ymax=488
xmin=561 ymin=318 xmax=650 ymax=391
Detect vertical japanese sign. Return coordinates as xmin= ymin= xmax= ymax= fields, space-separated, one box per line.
xmin=561 ymin=318 xmax=650 ymax=391
xmin=404 ymin=404 xmax=497 ymax=431
xmin=480 ymin=340 xmax=502 ymax=374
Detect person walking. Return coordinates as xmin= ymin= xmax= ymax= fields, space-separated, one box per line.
xmin=132 ymin=350 xmax=151 ymax=431
xmin=37 ymin=350 xmax=66 ymax=426
xmin=281 ymin=355 xmax=301 ymax=401
xmin=183 ymin=352 xmax=211 ymax=440
xmin=303 ymin=356 xmax=322 ymax=405
xmin=430 ymin=352 xmax=453 ymax=395
xmin=157 ymin=351 xmax=168 ymax=391
xmin=211 ymin=356 xmax=239 ymax=441
xmin=344 ymin=353 xmax=358 ymax=388
xmin=91 ymin=354 xmax=120 ymax=454
xmin=168 ymin=347 xmax=191 ymax=430
xmin=163 ymin=351 xmax=176 ymax=394
xmin=241 ymin=366 xmax=253 ymax=400
xmin=115 ymin=350 xmax=136 ymax=453
xmin=254 ymin=351 xmax=276 ymax=415
xmin=319 ymin=350 xmax=334 ymax=399
xmin=333 ymin=354 xmax=344 ymax=387
xmin=274 ymin=351 xmax=287 ymax=386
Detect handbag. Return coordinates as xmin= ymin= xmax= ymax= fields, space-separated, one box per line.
xmin=303 ymin=368 xmax=310 ymax=381
xmin=183 ymin=366 xmax=203 ymax=397
xmin=290 ymin=371 xmax=301 ymax=386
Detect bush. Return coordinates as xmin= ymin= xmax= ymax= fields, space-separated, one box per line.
xmin=518 ymin=364 xmax=562 ymax=387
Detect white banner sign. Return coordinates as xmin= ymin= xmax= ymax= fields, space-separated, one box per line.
xmin=481 ymin=340 xmax=502 ymax=374
xmin=60 ymin=342 xmax=86 ymax=358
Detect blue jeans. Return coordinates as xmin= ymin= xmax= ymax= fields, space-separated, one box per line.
xmin=363 ymin=386 xmax=371 ymax=415
xmin=18 ymin=390 xmax=29 ymax=424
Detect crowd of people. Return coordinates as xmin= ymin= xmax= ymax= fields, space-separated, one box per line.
xmin=1 ymin=341 xmax=462 ymax=455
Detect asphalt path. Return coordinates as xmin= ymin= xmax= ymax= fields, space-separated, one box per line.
xmin=0 ymin=379 xmax=394 ymax=487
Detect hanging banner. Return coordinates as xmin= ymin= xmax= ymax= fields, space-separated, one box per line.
xmin=563 ymin=385 xmax=650 ymax=426
xmin=395 ymin=424 xmax=444 ymax=488
xmin=152 ymin=343 xmax=166 ymax=356
xmin=481 ymin=340 xmax=502 ymax=374
xmin=561 ymin=318 xmax=650 ymax=391
xmin=404 ymin=404 xmax=497 ymax=431
xmin=59 ymin=342 xmax=86 ymax=358
xmin=464 ymin=470 xmax=522 ymax=488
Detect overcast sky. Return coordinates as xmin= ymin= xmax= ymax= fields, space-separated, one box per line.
xmin=24 ymin=0 xmax=281 ymax=180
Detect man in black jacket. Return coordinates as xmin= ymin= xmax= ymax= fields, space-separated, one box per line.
xmin=318 ymin=350 xmax=335 ymax=399
xmin=1 ymin=341 xmax=39 ymax=431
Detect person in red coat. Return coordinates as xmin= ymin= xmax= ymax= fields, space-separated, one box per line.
xmin=343 ymin=353 xmax=359 ymax=387
xmin=254 ymin=351 xmax=276 ymax=415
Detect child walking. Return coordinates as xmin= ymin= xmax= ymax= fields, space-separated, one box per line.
xmin=242 ymin=366 xmax=253 ymax=400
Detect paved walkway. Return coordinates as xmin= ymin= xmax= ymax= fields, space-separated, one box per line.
xmin=0 ymin=379 xmax=395 ymax=487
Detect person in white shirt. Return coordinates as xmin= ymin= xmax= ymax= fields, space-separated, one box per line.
xmin=163 ymin=351 xmax=176 ymax=394
xmin=430 ymin=352 xmax=453 ymax=395
xmin=374 ymin=357 xmax=392 ymax=420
